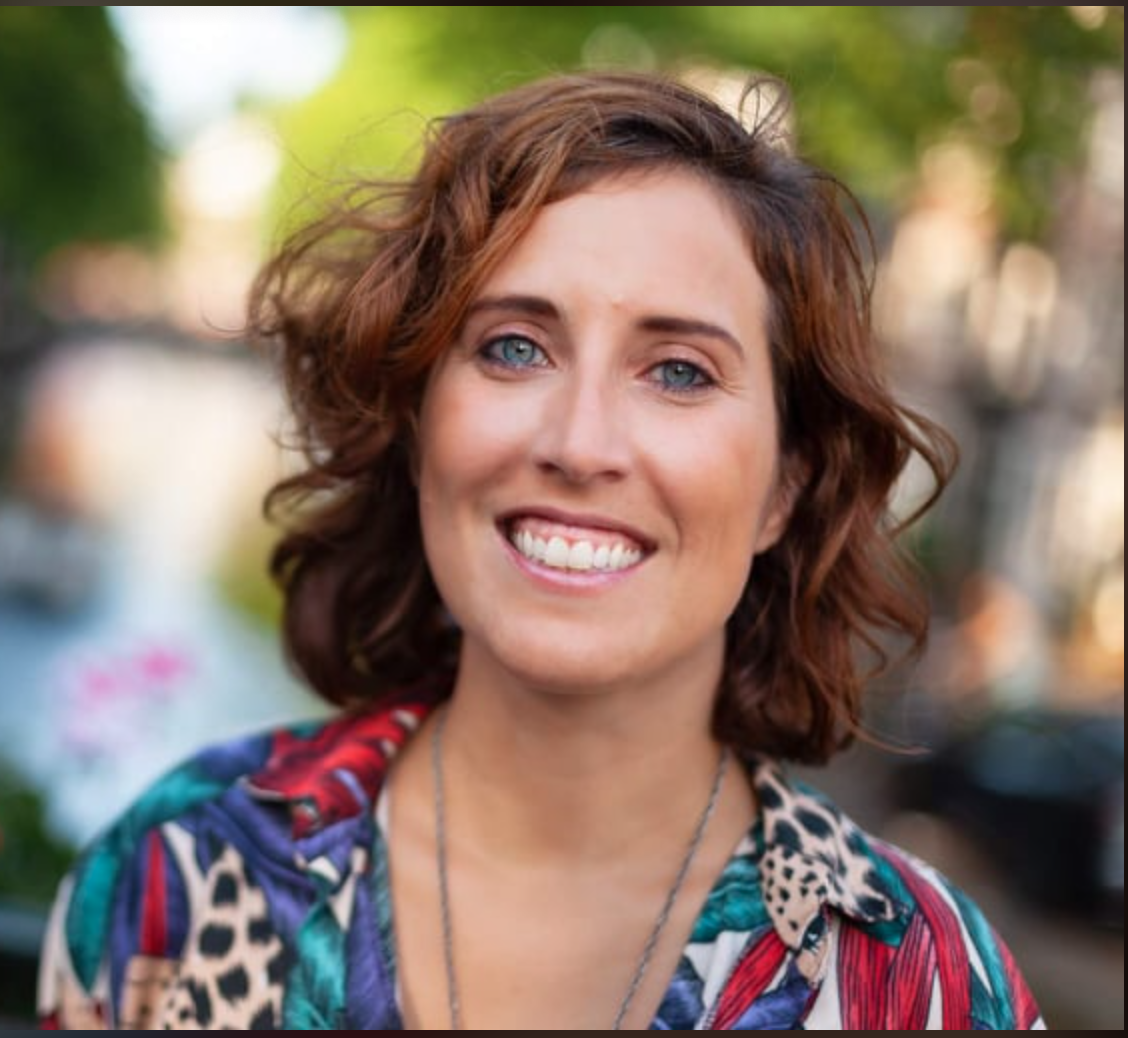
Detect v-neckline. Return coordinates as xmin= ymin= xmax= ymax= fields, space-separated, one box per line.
xmin=370 ymin=776 xmax=768 ymax=1030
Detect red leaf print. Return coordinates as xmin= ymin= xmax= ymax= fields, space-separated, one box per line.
xmin=713 ymin=931 xmax=789 ymax=1030
xmin=838 ymin=920 xmax=896 ymax=1029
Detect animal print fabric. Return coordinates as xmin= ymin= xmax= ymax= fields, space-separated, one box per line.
xmin=38 ymin=695 xmax=1045 ymax=1030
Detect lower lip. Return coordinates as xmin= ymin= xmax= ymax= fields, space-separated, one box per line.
xmin=499 ymin=531 xmax=647 ymax=592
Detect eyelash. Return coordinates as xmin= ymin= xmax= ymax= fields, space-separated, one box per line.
xmin=479 ymin=334 xmax=549 ymax=370
xmin=648 ymin=359 xmax=716 ymax=394
xmin=477 ymin=334 xmax=717 ymax=396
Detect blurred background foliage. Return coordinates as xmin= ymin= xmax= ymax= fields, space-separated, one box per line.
xmin=0 ymin=7 xmax=164 ymax=269
xmin=274 ymin=6 xmax=1123 ymax=238
xmin=1 ymin=6 xmax=1122 ymax=271
xmin=0 ymin=765 xmax=74 ymax=905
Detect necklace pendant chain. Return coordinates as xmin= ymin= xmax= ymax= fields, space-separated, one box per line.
xmin=431 ymin=707 xmax=729 ymax=1031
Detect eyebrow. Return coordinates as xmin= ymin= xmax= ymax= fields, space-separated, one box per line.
xmin=466 ymin=294 xmax=560 ymax=321
xmin=466 ymin=295 xmax=747 ymax=360
xmin=638 ymin=315 xmax=746 ymax=361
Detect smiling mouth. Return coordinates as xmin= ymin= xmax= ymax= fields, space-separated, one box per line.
xmin=503 ymin=516 xmax=650 ymax=574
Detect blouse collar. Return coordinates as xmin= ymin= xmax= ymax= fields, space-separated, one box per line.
xmin=244 ymin=696 xmax=904 ymax=976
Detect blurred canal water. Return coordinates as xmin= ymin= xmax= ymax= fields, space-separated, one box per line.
xmin=0 ymin=335 xmax=329 ymax=869
xmin=0 ymin=529 xmax=324 ymax=851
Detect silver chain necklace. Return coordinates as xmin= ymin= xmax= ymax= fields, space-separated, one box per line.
xmin=431 ymin=707 xmax=729 ymax=1030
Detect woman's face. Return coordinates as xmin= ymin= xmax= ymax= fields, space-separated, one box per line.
xmin=417 ymin=169 xmax=793 ymax=695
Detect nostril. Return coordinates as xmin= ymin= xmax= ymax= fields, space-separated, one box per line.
xmin=528 ymin=384 xmax=631 ymax=483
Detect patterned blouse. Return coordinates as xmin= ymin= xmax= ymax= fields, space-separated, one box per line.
xmin=38 ymin=694 xmax=1046 ymax=1030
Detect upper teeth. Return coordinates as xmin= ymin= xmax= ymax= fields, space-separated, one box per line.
xmin=510 ymin=529 xmax=644 ymax=573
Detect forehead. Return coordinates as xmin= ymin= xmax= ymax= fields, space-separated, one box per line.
xmin=478 ymin=169 xmax=770 ymax=335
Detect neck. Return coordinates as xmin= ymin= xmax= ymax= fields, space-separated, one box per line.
xmin=435 ymin=642 xmax=733 ymax=866
xmin=386 ymin=644 xmax=758 ymax=1032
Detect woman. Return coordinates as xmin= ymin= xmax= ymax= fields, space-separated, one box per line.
xmin=38 ymin=72 xmax=1044 ymax=1030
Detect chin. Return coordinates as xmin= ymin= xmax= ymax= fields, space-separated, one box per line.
xmin=511 ymin=654 xmax=637 ymax=696
xmin=472 ymin=630 xmax=647 ymax=697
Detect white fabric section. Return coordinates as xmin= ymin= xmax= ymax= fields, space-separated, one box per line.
xmin=927 ymin=970 xmax=944 ymax=1029
xmin=374 ymin=779 xmax=404 ymax=1013
xmin=797 ymin=916 xmax=843 ymax=1029
xmin=36 ymin=872 xmax=74 ymax=1015
xmin=328 ymin=846 xmax=368 ymax=930
xmin=305 ymin=854 xmax=341 ymax=886
xmin=687 ymin=928 xmax=753 ymax=1011
xmin=391 ymin=708 xmax=422 ymax=733
xmin=161 ymin=821 xmax=210 ymax=923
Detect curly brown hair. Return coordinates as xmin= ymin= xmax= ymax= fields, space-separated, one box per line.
xmin=248 ymin=71 xmax=955 ymax=765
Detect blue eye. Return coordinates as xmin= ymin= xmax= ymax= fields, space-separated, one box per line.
xmin=653 ymin=360 xmax=713 ymax=392
xmin=482 ymin=335 xmax=546 ymax=369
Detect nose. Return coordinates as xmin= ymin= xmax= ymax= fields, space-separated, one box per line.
xmin=531 ymin=367 xmax=631 ymax=484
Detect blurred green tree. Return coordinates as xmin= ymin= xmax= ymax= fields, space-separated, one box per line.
xmin=273 ymin=6 xmax=1123 ymax=238
xmin=0 ymin=6 xmax=163 ymax=268
xmin=0 ymin=764 xmax=75 ymax=906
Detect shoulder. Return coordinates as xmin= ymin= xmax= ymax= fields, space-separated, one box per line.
xmin=747 ymin=760 xmax=1046 ymax=1030
xmin=850 ymin=838 xmax=1045 ymax=1029
xmin=37 ymin=699 xmax=432 ymax=1029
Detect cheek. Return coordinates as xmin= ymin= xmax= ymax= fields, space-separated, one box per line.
xmin=422 ymin=376 xmax=557 ymax=517
xmin=417 ymin=375 xmax=530 ymax=531
xmin=665 ymin=453 xmax=779 ymax=611
xmin=687 ymin=472 xmax=773 ymax=619
xmin=657 ymin=418 xmax=778 ymax=532
xmin=418 ymin=377 xmax=484 ymax=497
xmin=419 ymin=420 xmax=512 ymax=507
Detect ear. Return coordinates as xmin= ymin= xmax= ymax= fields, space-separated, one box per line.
xmin=753 ymin=454 xmax=806 ymax=555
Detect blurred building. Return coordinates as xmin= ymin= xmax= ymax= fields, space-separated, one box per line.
xmin=38 ymin=113 xmax=281 ymax=341
xmin=878 ymin=68 xmax=1124 ymax=712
